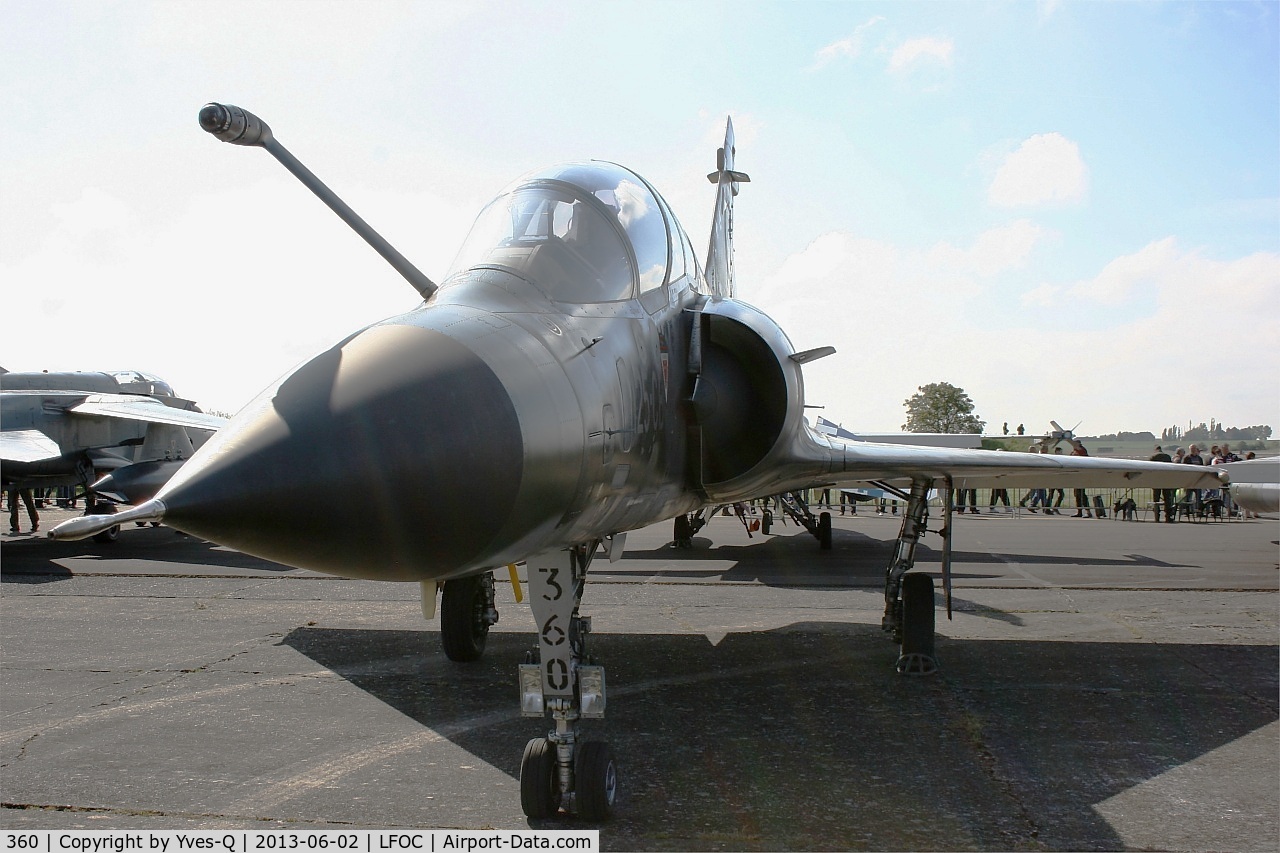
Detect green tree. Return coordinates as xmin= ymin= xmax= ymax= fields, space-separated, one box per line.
xmin=902 ymin=382 xmax=985 ymax=433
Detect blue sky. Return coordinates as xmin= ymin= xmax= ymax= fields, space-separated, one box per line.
xmin=3 ymin=0 xmax=1277 ymax=435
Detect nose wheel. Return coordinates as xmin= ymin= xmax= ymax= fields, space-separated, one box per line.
xmin=573 ymin=740 xmax=617 ymax=821
xmin=521 ymin=737 xmax=616 ymax=821
xmin=519 ymin=737 xmax=561 ymax=818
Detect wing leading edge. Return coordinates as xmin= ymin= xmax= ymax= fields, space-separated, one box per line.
xmin=68 ymin=395 xmax=227 ymax=432
xmin=747 ymin=422 xmax=1228 ymax=498
xmin=0 ymin=429 xmax=63 ymax=463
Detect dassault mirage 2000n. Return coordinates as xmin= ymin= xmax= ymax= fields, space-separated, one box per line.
xmin=53 ymin=105 xmax=1226 ymax=820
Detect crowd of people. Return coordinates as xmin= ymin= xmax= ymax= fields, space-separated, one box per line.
xmin=1152 ymin=441 xmax=1256 ymax=521
xmin=808 ymin=438 xmax=1259 ymax=523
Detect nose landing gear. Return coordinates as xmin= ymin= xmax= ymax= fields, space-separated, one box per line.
xmin=519 ymin=542 xmax=615 ymax=821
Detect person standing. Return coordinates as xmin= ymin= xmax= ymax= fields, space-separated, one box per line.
xmin=1020 ymin=446 xmax=1048 ymax=512
xmin=1149 ymin=445 xmax=1177 ymax=523
xmin=876 ymin=497 xmax=898 ymax=515
xmin=951 ymin=487 xmax=978 ymax=514
xmin=1218 ymin=444 xmax=1240 ymax=516
xmin=988 ymin=487 xmax=1011 ymax=513
xmin=7 ymin=486 xmax=39 ymax=535
xmin=1069 ymin=439 xmax=1092 ymax=517
xmin=1044 ymin=448 xmax=1067 ymax=514
xmin=1182 ymin=444 xmax=1205 ymax=517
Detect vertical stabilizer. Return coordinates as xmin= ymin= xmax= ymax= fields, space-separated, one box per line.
xmin=705 ymin=118 xmax=750 ymax=299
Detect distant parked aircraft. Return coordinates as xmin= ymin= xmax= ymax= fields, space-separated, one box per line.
xmin=2 ymin=368 xmax=223 ymax=539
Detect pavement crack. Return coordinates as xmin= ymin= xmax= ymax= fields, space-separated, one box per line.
xmin=83 ymin=636 xmax=285 ymax=712
xmin=1167 ymin=643 xmax=1280 ymax=715
xmin=0 ymin=800 xmax=368 ymax=827
xmin=937 ymin=676 xmax=1049 ymax=850
xmin=3 ymin=732 xmax=41 ymax=766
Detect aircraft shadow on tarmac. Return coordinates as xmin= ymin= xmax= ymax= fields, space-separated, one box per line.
xmin=283 ymin=624 xmax=1277 ymax=849
xmin=0 ymin=526 xmax=298 ymax=585
xmin=611 ymin=527 xmax=1198 ymax=588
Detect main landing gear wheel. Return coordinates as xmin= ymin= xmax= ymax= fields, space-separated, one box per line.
xmin=896 ymin=572 xmax=937 ymax=675
xmin=90 ymin=501 xmax=120 ymax=544
xmin=575 ymin=740 xmax=617 ymax=821
xmin=817 ymin=511 xmax=832 ymax=550
xmin=441 ymin=574 xmax=491 ymax=662
xmin=520 ymin=737 xmax=561 ymax=819
xmin=672 ymin=514 xmax=693 ymax=548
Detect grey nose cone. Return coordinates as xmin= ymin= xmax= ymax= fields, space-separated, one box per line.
xmin=157 ymin=323 xmax=523 ymax=579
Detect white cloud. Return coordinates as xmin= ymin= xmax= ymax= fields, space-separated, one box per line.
xmin=1061 ymin=237 xmax=1280 ymax=318
xmin=2 ymin=177 xmax=466 ymax=414
xmin=50 ymin=187 xmax=138 ymax=238
xmin=1063 ymin=237 xmax=1179 ymax=305
xmin=926 ymin=219 xmax=1046 ymax=277
xmin=1019 ymin=282 xmax=1062 ymax=309
xmin=747 ymin=232 xmax=1279 ymax=432
xmin=757 ymin=221 xmax=1045 ymax=313
xmin=808 ymin=17 xmax=885 ymax=71
xmin=140 ymin=1 xmax=422 ymax=64
xmin=1028 ymin=241 xmax=1280 ymax=425
xmin=988 ymin=133 xmax=1089 ymax=207
xmin=888 ymin=36 xmax=954 ymax=73
xmin=1038 ymin=0 xmax=1063 ymax=22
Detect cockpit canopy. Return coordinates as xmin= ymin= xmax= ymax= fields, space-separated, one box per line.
xmin=109 ymin=370 xmax=175 ymax=397
xmin=446 ymin=161 xmax=700 ymax=304
xmin=0 ymin=370 xmax=176 ymax=397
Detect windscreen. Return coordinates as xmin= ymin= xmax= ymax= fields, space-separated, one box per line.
xmin=445 ymin=162 xmax=674 ymax=303
xmin=447 ymin=185 xmax=635 ymax=302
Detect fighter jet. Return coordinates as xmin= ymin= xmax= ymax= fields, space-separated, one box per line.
xmin=2 ymin=369 xmax=224 ymax=539
xmin=52 ymin=105 xmax=1225 ymax=819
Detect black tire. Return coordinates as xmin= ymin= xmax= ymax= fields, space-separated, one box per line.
xmin=761 ymin=510 xmax=772 ymax=535
xmin=673 ymin=514 xmax=692 ymax=547
xmin=574 ymin=740 xmax=617 ymax=821
xmin=900 ymin=573 xmax=936 ymax=659
xmin=440 ymin=575 xmax=489 ymax=662
xmin=520 ymin=737 xmax=560 ymax=819
xmin=817 ymin=511 xmax=832 ymax=550
xmin=91 ymin=501 xmax=120 ymax=544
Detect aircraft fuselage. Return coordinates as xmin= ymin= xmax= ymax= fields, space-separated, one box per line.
xmin=155 ymin=247 xmax=707 ymax=581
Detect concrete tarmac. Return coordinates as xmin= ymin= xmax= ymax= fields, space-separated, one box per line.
xmin=2 ymin=507 xmax=1277 ymax=851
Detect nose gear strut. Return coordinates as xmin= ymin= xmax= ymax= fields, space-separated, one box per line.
xmin=519 ymin=542 xmax=616 ymax=820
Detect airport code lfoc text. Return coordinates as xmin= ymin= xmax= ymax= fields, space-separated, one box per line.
xmin=3 ymin=832 xmax=597 ymax=853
